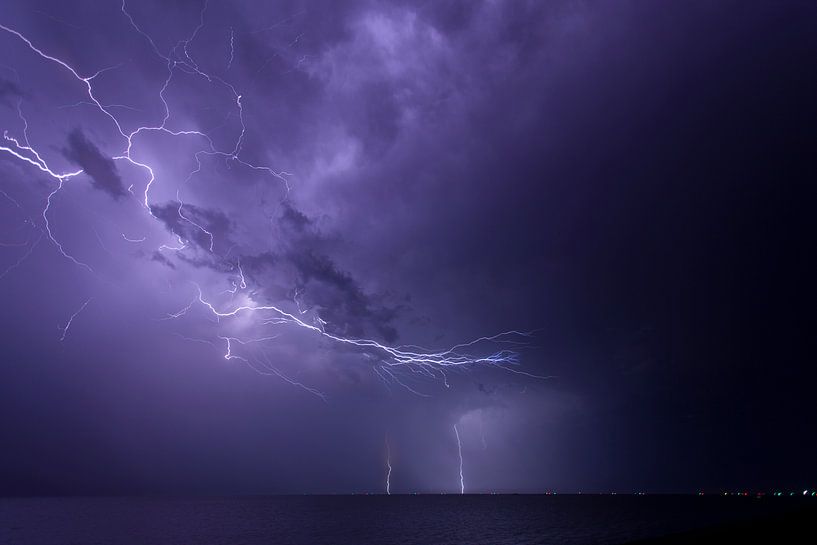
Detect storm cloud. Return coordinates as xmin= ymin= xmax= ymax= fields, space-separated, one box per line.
xmin=1 ymin=0 xmax=816 ymax=496
xmin=62 ymin=129 xmax=127 ymax=200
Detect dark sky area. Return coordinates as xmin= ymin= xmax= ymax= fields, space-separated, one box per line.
xmin=1 ymin=0 xmax=815 ymax=495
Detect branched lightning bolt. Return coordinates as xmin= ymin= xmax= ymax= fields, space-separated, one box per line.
xmin=2 ymin=129 xmax=91 ymax=270
xmin=236 ymin=259 xmax=247 ymax=289
xmin=2 ymin=3 xmax=289 ymax=263
xmin=253 ymin=351 xmax=327 ymax=402
xmin=196 ymin=283 xmax=533 ymax=372
xmin=176 ymin=188 xmax=214 ymax=252
xmin=1 ymin=4 xmax=544 ymax=399
xmin=217 ymin=335 xmax=326 ymax=401
xmin=221 ymin=259 xmax=248 ymax=295
xmin=43 ymin=179 xmax=94 ymax=272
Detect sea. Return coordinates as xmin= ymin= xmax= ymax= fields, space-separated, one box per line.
xmin=0 ymin=495 xmax=812 ymax=545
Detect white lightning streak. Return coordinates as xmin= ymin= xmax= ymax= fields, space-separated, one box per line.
xmin=58 ymin=297 xmax=92 ymax=341
xmin=385 ymin=435 xmax=392 ymax=495
xmin=195 ymin=284 xmax=528 ymax=372
xmin=254 ymin=351 xmax=326 ymax=402
xmin=215 ymin=336 xmax=326 ymax=401
xmin=1 ymin=188 xmax=22 ymax=209
xmin=0 ymin=233 xmax=42 ymax=280
xmin=2 ymin=5 xmax=289 ymax=263
xmin=176 ymin=189 xmax=214 ymax=252
xmin=43 ymin=179 xmax=94 ymax=272
xmin=454 ymin=424 xmax=464 ymax=495
xmin=236 ymin=259 xmax=247 ymax=289
xmin=121 ymin=233 xmax=146 ymax=243
xmin=227 ymin=27 xmax=235 ymax=70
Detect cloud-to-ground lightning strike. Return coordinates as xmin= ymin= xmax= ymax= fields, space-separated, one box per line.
xmin=454 ymin=424 xmax=464 ymax=494
xmin=0 ymin=2 xmax=542 ymax=400
xmin=58 ymin=297 xmax=93 ymax=341
xmin=385 ymin=435 xmax=392 ymax=495
xmin=1 ymin=0 xmax=811 ymax=510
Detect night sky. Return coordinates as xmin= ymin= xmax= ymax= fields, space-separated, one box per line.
xmin=1 ymin=0 xmax=816 ymax=496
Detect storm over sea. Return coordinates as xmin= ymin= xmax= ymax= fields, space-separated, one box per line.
xmin=0 ymin=495 xmax=812 ymax=545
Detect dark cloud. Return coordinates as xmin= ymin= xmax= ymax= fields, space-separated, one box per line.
xmin=61 ymin=129 xmax=127 ymax=200
xmin=149 ymin=200 xmax=231 ymax=253
xmin=279 ymin=201 xmax=312 ymax=233
xmin=288 ymin=249 xmax=399 ymax=343
xmin=238 ymin=202 xmax=401 ymax=343
xmin=277 ymin=202 xmax=402 ymax=343
xmin=150 ymin=251 xmax=176 ymax=269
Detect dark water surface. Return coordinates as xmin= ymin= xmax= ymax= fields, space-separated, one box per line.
xmin=0 ymin=495 xmax=811 ymax=545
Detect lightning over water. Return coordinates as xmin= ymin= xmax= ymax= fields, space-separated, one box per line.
xmin=385 ymin=434 xmax=392 ymax=495
xmin=454 ymin=424 xmax=464 ymax=495
xmin=10 ymin=0 xmax=721 ymax=499
xmin=0 ymin=0 xmax=815 ymax=521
